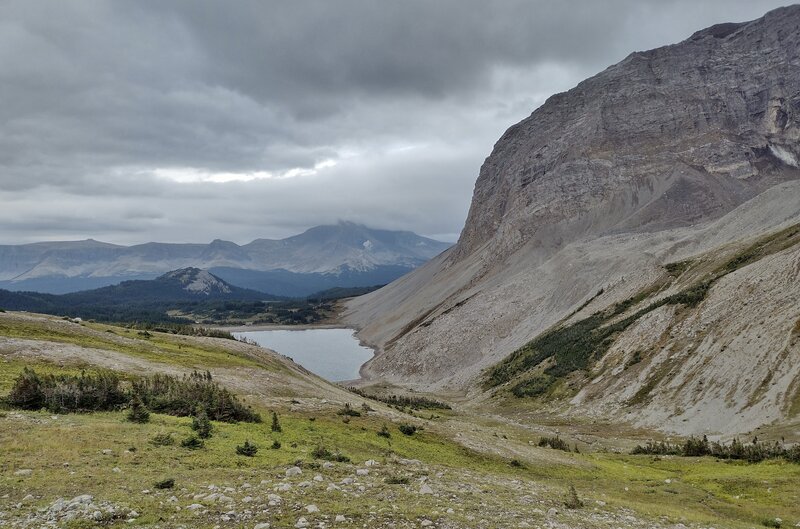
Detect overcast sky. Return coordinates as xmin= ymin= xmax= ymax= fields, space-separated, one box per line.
xmin=0 ymin=0 xmax=789 ymax=245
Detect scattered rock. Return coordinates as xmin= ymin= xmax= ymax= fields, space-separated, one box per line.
xmin=419 ymin=484 xmax=433 ymax=495
xmin=13 ymin=469 xmax=32 ymax=476
xmin=285 ymin=466 xmax=302 ymax=477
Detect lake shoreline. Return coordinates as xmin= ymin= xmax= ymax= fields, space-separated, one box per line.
xmin=215 ymin=322 xmax=350 ymax=332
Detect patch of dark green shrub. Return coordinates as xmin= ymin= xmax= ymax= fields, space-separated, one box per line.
xmin=346 ymin=387 xmax=451 ymax=410
xmin=150 ymin=433 xmax=174 ymax=446
xmin=311 ymin=445 xmax=350 ymax=462
xmin=180 ymin=435 xmax=204 ymax=450
xmin=5 ymin=368 xmax=127 ymax=413
xmin=377 ymin=424 xmax=391 ymax=438
xmin=564 ymin=485 xmax=583 ymax=509
xmin=271 ymin=440 xmax=281 ymax=449
xmin=337 ymin=403 xmax=361 ymax=417
xmin=3 ymin=368 xmax=259 ymax=425
xmin=271 ymin=411 xmax=281 ymax=432
xmin=385 ymin=476 xmax=410 ymax=484
xmin=126 ymin=394 xmax=150 ymax=423
xmin=632 ymin=435 xmax=800 ymax=464
xmin=191 ymin=409 xmax=213 ymax=439
xmin=398 ymin=424 xmax=417 ymax=436
xmin=133 ymin=371 xmax=261 ymax=423
xmin=537 ymin=436 xmax=571 ymax=452
xmin=236 ymin=440 xmax=258 ymax=457
xmin=154 ymin=478 xmax=175 ymax=489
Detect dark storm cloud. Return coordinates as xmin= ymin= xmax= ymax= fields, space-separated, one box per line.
xmin=0 ymin=0 xmax=789 ymax=244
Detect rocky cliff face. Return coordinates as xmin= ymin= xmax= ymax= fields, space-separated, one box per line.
xmin=346 ymin=6 xmax=800 ymax=436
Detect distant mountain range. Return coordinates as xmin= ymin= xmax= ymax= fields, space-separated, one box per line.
xmin=0 ymin=222 xmax=451 ymax=296
xmin=0 ymin=268 xmax=267 ymax=321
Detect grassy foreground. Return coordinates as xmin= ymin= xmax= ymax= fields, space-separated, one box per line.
xmin=1 ymin=313 xmax=799 ymax=528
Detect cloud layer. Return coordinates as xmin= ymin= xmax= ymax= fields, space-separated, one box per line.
xmin=0 ymin=0 xmax=787 ymax=244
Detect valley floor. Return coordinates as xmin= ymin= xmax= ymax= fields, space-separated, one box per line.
xmin=1 ymin=312 xmax=798 ymax=528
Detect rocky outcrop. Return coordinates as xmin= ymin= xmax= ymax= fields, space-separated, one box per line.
xmin=346 ymin=6 xmax=800 ymax=435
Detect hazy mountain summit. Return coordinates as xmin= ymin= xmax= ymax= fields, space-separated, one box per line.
xmin=346 ymin=6 xmax=800 ymax=436
xmin=0 ymin=222 xmax=450 ymax=294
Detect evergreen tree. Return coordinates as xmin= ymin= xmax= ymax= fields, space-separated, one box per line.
xmin=127 ymin=394 xmax=150 ymax=424
xmin=271 ymin=411 xmax=282 ymax=432
xmin=192 ymin=408 xmax=213 ymax=439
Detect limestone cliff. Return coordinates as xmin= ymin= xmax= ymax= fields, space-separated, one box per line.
xmin=345 ymin=6 xmax=800 ymax=436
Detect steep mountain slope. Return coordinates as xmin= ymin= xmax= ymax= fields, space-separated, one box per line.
xmin=0 ymin=223 xmax=451 ymax=294
xmin=345 ymin=6 xmax=800 ymax=436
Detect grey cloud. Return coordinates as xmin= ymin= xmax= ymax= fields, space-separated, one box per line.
xmin=0 ymin=0 xmax=790 ymax=244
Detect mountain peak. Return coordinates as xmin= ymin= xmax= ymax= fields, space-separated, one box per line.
xmin=159 ymin=267 xmax=232 ymax=296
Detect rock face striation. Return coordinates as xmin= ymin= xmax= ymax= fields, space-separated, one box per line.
xmin=346 ymin=6 xmax=800 ymax=436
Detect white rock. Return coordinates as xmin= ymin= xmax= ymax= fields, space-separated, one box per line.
xmin=298 ymin=481 xmax=312 ymax=488
xmin=70 ymin=494 xmax=93 ymax=505
xmin=275 ymin=483 xmax=291 ymax=492
xmin=364 ymin=459 xmax=378 ymax=466
xmin=356 ymin=469 xmax=369 ymax=476
xmin=285 ymin=466 xmax=302 ymax=477
xmin=305 ymin=504 xmax=319 ymax=513
xmin=421 ymin=521 xmax=433 ymax=527
xmin=340 ymin=477 xmax=354 ymax=485
xmin=267 ymin=494 xmax=281 ymax=503
xmin=322 ymin=462 xmax=335 ymax=469
xmin=112 ymin=467 xmax=121 ymax=473
xmin=101 ymin=449 xmax=113 ymax=455
xmin=335 ymin=515 xmax=346 ymax=522
xmin=313 ymin=474 xmax=324 ymax=482
xmin=419 ymin=484 xmax=433 ymax=495
xmin=547 ymin=507 xmax=558 ymax=517
xmin=13 ymin=469 xmax=32 ymax=476
xmin=254 ymin=524 xmax=270 ymax=529
xmin=186 ymin=504 xmax=204 ymax=511
xmin=295 ymin=517 xmax=309 ymax=528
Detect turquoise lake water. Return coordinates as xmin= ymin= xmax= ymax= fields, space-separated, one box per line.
xmin=233 ymin=328 xmax=374 ymax=382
